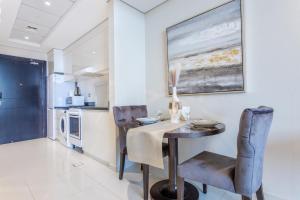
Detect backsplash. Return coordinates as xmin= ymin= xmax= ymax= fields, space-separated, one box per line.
xmin=77 ymin=75 xmax=109 ymax=107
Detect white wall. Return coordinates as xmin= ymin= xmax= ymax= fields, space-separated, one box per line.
xmin=112 ymin=0 xmax=146 ymax=106
xmin=95 ymin=78 xmax=109 ymax=108
xmin=145 ymin=0 xmax=300 ymax=199
xmin=108 ymin=0 xmax=147 ymax=169
xmin=0 ymin=44 xmax=47 ymax=60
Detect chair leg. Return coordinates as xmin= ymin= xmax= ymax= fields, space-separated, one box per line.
xmin=203 ymin=184 xmax=207 ymax=194
xmin=256 ymin=185 xmax=265 ymax=200
xmin=119 ymin=152 xmax=126 ymax=180
xmin=177 ymin=176 xmax=184 ymax=200
xmin=142 ymin=164 xmax=149 ymax=200
xmin=242 ymin=196 xmax=251 ymax=200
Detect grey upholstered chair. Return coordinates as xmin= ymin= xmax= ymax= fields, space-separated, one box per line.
xmin=113 ymin=105 xmax=147 ymax=180
xmin=177 ymin=106 xmax=274 ymax=200
xmin=113 ymin=105 xmax=169 ymax=200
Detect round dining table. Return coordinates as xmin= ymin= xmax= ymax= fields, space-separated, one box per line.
xmin=150 ymin=122 xmax=226 ymax=200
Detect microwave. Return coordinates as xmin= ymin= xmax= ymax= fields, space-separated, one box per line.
xmin=66 ymin=96 xmax=85 ymax=106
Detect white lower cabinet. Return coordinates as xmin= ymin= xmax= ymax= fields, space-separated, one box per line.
xmin=81 ymin=110 xmax=116 ymax=168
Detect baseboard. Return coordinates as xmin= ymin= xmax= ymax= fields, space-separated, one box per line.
xmin=84 ymin=152 xmax=117 ymax=171
xmin=264 ymin=193 xmax=286 ymax=200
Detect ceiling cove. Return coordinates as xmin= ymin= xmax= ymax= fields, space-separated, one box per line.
xmin=120 ymin=0 xmax=168 ymax=13
xmin=9 ymin=0 xmax=77 ymax=46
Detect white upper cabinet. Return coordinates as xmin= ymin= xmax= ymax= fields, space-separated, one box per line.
xmin=63 ymin=20 xmax=109 ymax=77
xmin=48 ymin=49 xmax=72 ymax=74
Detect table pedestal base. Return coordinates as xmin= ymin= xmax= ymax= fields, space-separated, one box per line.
xmin=150 ymin=180 xmax=199 ymax=200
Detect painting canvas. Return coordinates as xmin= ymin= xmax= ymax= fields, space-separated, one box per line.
xmin=167 ymin=0 xmax=244 ymax=95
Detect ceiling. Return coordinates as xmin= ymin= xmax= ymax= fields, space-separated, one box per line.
xmin=10 ymin=0 xmax=77 ymax=45
xmin=121 ymin=0 xmax=168 ymax=13
xmin=43 ymin=0 xmax=108 ymax=50
xmin=0 ymin=0 xmax=109 ymax=54
xmin=0 ymin=0 xmax=166 ymax=55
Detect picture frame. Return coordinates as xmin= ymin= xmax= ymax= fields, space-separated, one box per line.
xmin=166 ymin=0 xmax=245 ymax=95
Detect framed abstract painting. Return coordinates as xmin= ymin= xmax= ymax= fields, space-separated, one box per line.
xmin=167 ymin=0 xmax=244 ymax=95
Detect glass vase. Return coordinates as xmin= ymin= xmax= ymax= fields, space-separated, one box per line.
xmin=169 ymin=87 xmax=182 ymax=124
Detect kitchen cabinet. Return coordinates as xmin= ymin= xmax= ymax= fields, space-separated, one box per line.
xmin=81 ymin=110 xmax=116 ymax=168
xmin=47 ymin=49 xmax=72 ymax=74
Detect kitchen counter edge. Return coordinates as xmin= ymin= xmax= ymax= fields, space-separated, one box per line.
xmin=54 ymin=107 xmax=109 ymax=111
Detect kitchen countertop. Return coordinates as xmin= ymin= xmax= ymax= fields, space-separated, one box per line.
xmin=54 ymin=106 xmax=109 ymax=111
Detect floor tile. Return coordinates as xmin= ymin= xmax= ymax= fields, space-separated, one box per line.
xmin=71 ymin=185 xmax=121 ymax=200
xmin=0 ymin=177 xmax=33 ymax=200
xmin=0 ymin=139 xmax=283 ymax=200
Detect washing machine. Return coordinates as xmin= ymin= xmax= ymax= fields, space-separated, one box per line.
xmin=55 ymin=109 xmax=71 ymax=147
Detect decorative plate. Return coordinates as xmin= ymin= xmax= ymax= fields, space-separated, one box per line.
xmin=191 ymin=119 xmax=219 ymax=128
xmin=136 ymin=117 xmax=159 ymax=124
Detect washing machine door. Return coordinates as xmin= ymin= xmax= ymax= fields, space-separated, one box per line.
xmin=59 ymin=116 xmax=67 ymax=139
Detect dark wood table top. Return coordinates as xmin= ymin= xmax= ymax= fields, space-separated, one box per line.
xmin=164 ymin=122 xmax=226 ymax=139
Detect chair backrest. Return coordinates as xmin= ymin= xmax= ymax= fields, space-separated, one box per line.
xmin=112 ymin=105 xmax=148 ymax=152
xmin=113 ymin=105 xmax=148 ymax=127
xmin=234 ymin=106 xmax=273 ymax=196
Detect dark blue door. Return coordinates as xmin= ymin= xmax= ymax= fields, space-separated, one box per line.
xmin=0 ymin=54 xmax=47 ymax=144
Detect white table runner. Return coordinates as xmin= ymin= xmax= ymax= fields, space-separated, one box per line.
xmin=127 ymin=121 xmax=185 ymax=169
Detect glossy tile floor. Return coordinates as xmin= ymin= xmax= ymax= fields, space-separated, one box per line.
xmin=0 ymin=139 xmax=280 ymax=200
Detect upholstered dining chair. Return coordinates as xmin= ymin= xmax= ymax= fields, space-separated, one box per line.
xmin=113 ymin=105 xmax=169 ymax=200
xmin=177 ymin=106 xmax=274 ymax=200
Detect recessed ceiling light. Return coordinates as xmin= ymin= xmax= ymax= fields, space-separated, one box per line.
xmin=92 ymin=51 xmax=97 ymax=55
xmin=24 ymin=36 xmax=30 ymax=40
xmin=44 ymin=1 xmax=51 ymax=6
